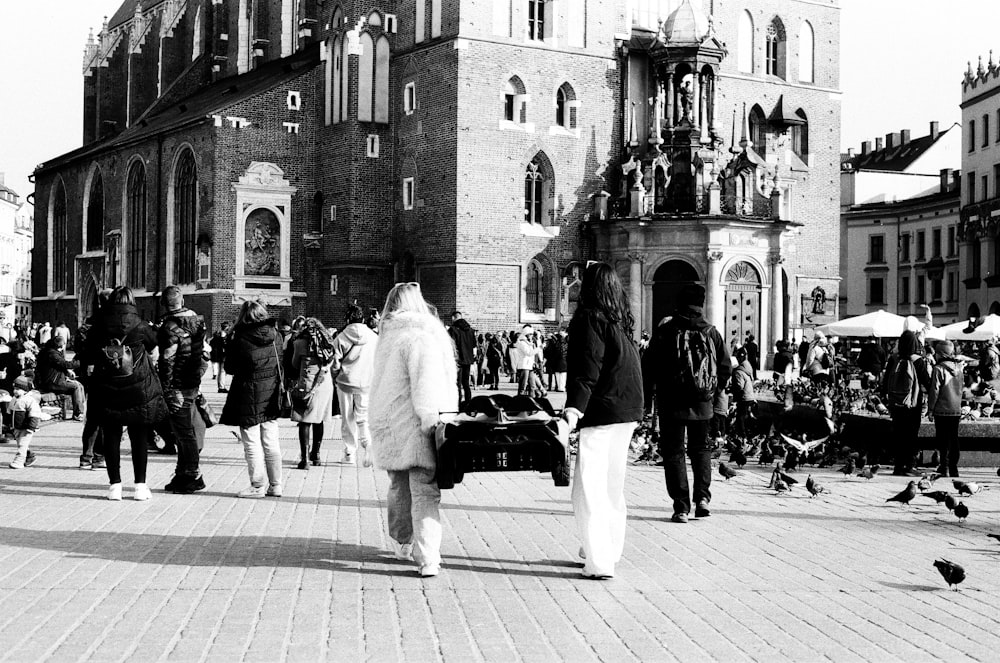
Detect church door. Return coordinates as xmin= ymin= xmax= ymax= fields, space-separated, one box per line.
xmin=723 ymin=261 xmax=762 ymax=353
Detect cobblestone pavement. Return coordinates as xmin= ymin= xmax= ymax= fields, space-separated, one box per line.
xmin=0 ymin=378 xmax=998 ymax=662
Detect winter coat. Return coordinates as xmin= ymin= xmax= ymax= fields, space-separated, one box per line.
xmin=331 ymin=322 xmax=379 ymax=393
xmin=544 ymin=336 xmax=569 ymax=373
xmin=565 ymin=309 xmax=644 ymax=427
xmin=35 ymin=340 xmax=79 ymax=391
xmin=642 ymin=304 xmax=731 ymax=421
xmin=221 ymin=320 xmax=282 ymax=428
xmin=448 ymin=318 xmax=477 ymax=365
xmin=743 ymin=340 xmax=760 ymax=370
xmin=927 ymin=357 xmax=963 ymax=417
xmin=485 ymin=340 xmax=504 ymax=370
xmin=731 ymin=360 xmax=756 ymax=403
xmin=85 ymin=303 xmax=168 ymax=425
xmin=773 ymin=349 xmax=795 ymax=377
xmin=369 ymin=311 xmax=458 ymax=472
xmin=979 ymin=344 xmax=1000 ymax=381
xmin=857 ymin=341 xmax=887 ymax=375
xmin=157 ymin=308 xmax=207 ymax=390
xmin=208 ymin=332 xmax=228 ymax=363
xmin=513 ymin=338 xmax=537 ymax=370
xmin=290 ymin=336 xmax=335 ymax=425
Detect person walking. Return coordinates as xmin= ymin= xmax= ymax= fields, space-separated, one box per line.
xmin=485 ymin=335 xmax=504 ymax=390
xmin=332 ymin=305 xmax=378 ymax=467
xmin=289 ymin=318 xmax=336 ymax=468
xmin=547 ymin=331 xmax=568 ymax=392
xmin=743 ymin=334 xmax=760 ymax=379
xmin=561 ymin=263 xmax=643 ymax=579
xmin=158 ymin=286 xmax=209 ymax=494
xmin=883 ymin=330 xmax=930 ymax=476
xmin=642 ymin=283 xmax=730 ymax=523
xmin=85 ymin=286 xmax=169 ymax=501
xmin=927 ymin=340 xmax=964 ymax=477
xmin=209 ymin=322 xmax=230 ymax=393
xmin=731 ymin=347 xmax=756 ymax=439
xmin=370 ymin=283 xmax=457 ymax=577
xmin=221 ymin=300 xmax=283 ymax=498
xmin=772 ymin=339 xmax=795 ymax=384
xmin=448 ymin=311 xmax=476 ymax=406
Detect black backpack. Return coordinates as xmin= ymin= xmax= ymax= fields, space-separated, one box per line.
xmin=101 ymin=337 xmax=134 ymax=377
xmin=671 ymin=326 xmax=718 ymax=402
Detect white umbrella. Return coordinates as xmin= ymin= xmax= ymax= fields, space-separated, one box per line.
xmin=941 ymin=314 xmax=1000 ymax=341
xmin=815 ymin=310 xmax=906 ymax=338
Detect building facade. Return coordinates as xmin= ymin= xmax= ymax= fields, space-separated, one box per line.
xmin=13 ymin=201 xmax=33 ymax=330
xmin=959 ymin=54 xmax=1000 ymax=319
xmin=0 ymin=174 xmax=30 ymax=340
xmin=32 ymin=0 xmax=842 ymax=348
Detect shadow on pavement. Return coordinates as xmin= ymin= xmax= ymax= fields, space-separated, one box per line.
xmin=876 ymin=581 xmax=942 ymax=592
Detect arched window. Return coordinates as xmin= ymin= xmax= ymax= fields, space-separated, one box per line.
xmin=330 ymin=34 xmax=342 ymax=124
xmin=375 ymin=36 xmax=390 ymax=123
xmin=192 ymin=7 xmax=203 ymax=59
xmin=174 ymin=151 xmax=198 ymax=283
xmin=367 ymin=10 xmax=382 ymax=27
xmin=792 ymin=108 xmax=808 ymax=161
xmin=339 ymin=36 xmax=350 ymax=121
xmin=126 ymin=161 xmax=147 ymax=288
xmin=357 ymin=32 xmax=375 ymax=121
xmin=798 ymin=21 xmax=814 ymax=83
xmin=749 ymin=104 xmax=767 ymax=160
xmin=253 ymin=0 xmax=270 ymax=60
xmin=526 ymin=260 xmax=543 ymax=313
xmin=431 ymin=0 xmax=442 ymax=38
xmin=555 ymin=82 xmax=577 ymax=129
xmin=525 ymin=162 xmax=545 ymax=224
xmin=415 ymin=0 xmax=425 ymax=43
xmin=52 ymin=181 xmax=68 ymax=292
xmin=504 ymin=76 xmax=526 ymax=123
xmin=737 ymin=10 xmax=754 ymax=73
xmin=766 ymin=18 xmax=786 ymax=79
xmin=86 ymin=171 xmax=104 ymax=252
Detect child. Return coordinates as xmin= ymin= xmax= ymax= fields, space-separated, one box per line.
xmin=8 ymin=376 xmax=41 ymax=469
xmin=927 ymin=340 xmax=964 ymax=477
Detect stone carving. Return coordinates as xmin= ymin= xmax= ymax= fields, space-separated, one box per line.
xmin=810 ymin=286 xmax=827 ymax=315
xmin=244 ymin=209 xmax=280 ymax=276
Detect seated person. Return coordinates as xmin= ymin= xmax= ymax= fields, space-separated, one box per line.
xmin=34 ymin=336 xmax=86 ymax=421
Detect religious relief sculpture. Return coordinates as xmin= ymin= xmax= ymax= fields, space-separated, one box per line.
xmin=810 ymin=286 xmax=827 ymax=315
xmin=244 ymin=208 xmax=281 ymax=276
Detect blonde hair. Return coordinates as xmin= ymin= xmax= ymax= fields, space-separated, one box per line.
xmin=382 ymin=282 xmax=432 ymax=319
xmin=236 ymin=299 xmax=269 ymax=326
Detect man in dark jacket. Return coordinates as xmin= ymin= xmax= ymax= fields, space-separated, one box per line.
xmin=158 ymin=286 xmax=209 ymax=494
xmin=642 ymin=284 xmax=731 ymax=522
xmin=35 ymin=336 xmax=86 ymax=420
xmin=743 ymin=334 xmax=760 ymax=378
xmin=448 ymin=311 xmax=477 ymax=405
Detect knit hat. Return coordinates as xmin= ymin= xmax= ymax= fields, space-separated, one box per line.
xmin=679 ymin=284 xmax=706 ymax=307
xmin=13 ymin=376 xmax=32 ymax=391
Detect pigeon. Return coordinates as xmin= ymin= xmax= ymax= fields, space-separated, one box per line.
xmin=838 ymin=458 xmax=856 ymax=477
xmin=987 ymin=533 xmax=1000 ymax=544
xmin=928 ymin=472 xmax=943 ymax=484
xmin=718 ymin=462 xmax=738 ymax=480
xmin=759 ymin=444 xmax=775 ymax=465
xmin=774 ymin=477 xmax=789 ymax=493
xmin=954 ymin=502 xmax=969 ymax=522
xmin=933 ymin=559 xmax=966 ymax=589
xmin=857 ymin=464 xmax=880 ymax=480
xmin=917 ymin=478 xmax=931 ymax=492
xmin=953 ymin=480 xmax=982 ymax=496
xmin=886 ymin=481 xmax=918 ymax=505
xmin=921 ymin=490 xmax=950 ymax=504
xmin=777 ymin=469 xmax=799 ymax=486
xmin=944 ymin=493 xmax=958 ymax=511
xmin=806 ymin=474 xmax=825 ymax=497
xmin=730 ymin=448 xmax=747 ymax=468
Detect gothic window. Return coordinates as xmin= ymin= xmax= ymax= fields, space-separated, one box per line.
xmin=192 ymin=7 xmax=203 ymax=59
xmin=330 ymin=34 xmax=342 ymax=124
xmin=415 ymin=0 xmax=425 ymax=43
xmin=358 ymin=33 xmax=375 ymax=121
xmin=737 ymin=10 xmax=754 ymax=73
xmin=765 ymin=18 xmax=786 ymax=79
xmin=197 ymin=236 xmax=212 ymax=284
xmin=52 ymin=181 xmax=67 ymax=292
xmin=430 ymin=0 xmax=441 ymax=38
xmin=504 ymin=76 xmax=526 ymax=123
xmin=792 ymin=108 xmax=809 ymax=161
xmin=375 ymin=36 xmax=390 ymax=123
xmin=174 ymin=151 xmax=198 ymax=284
xmin=555 ymin=82 xmax=577 ymax=129
xmin=126 ymin=161 xmax=147 ymax=288
xmin=527 ymin=0 xmax=545 ymax=41
xmin=524 ymin=163 xmax=544 ymax=224
xmin=798 ymin=21 xmax=814 ymax=83
xmin=526 ymin=260 xmax=543 ymax=313
xmin=339 ymin=36 xmax=350 ymax=121
xmin=86 ymin=170 xmax=104 ymax=252
xmin=749 ymin=104 xmax=767 ymax=159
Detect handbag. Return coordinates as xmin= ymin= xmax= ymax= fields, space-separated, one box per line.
xmin=291 ymin=363 xmax=325 ymax=415
xmin=273 ymin=340 xmax=293 ymax=418
xmin=195 ymin=392 xmax=217 ymax=428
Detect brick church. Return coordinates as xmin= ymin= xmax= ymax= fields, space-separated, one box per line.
xmin=33 ymin=0 xmax=841 ymax=362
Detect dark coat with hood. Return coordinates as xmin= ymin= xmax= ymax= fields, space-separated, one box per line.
xmin=221 ymin=319 xmax=282 ymax=428
xmin=157 ymin=307 xmax=208 ymax=390
xmin=642 ymin=304 xmax=731 ymax=421
xmin=85 ymin=303 xmax=168 ymax=425
xmin=544 ymin=335 xmax=569 ymax=373
xmin=565 ymin=309 xmax=644 ymax=427
xmin=35 ymin=339 xmax=80 ymax=391
xmin=883 ymin=331 xmax=930 ymax=409
xmin=448 ymin=318 xmax=477 ymax=365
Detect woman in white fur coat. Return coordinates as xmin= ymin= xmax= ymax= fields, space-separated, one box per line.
xmin=369 ymin=282 xmax=458 ymax=577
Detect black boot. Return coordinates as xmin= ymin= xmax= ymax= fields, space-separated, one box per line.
xmin=297 ymin=425 xmax=309 ymax=470
xmin=310 ymin=423 xmax=323 ymax=466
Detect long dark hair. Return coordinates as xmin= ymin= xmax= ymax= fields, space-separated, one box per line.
xmin=574 ymin=262 xmax=635 ymax=338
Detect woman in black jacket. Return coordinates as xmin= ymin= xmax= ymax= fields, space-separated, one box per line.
xmin=562 ymin=262 xmax=643 ymax=580
xmin=86 ymin=287 xmax=168 ymax=501
xmin=221 ymin=300 xmax=283 ymax=498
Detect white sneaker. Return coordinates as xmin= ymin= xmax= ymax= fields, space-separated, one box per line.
xmin=108 ymin=483 xmax=123 ymax=501
xmin=390 ymin=540 xmax=413 ymax=561
xmin=360 ymin=441 xmax=373 ymax=468
xmin=133 ymin=484 xmax=151 ymax=501
xmin=237 ymin=485 xmax=267 ymax=499
xmin=419 ymin=564 xmax=440 ymax=577
xmin=8 ymin=459 xmax=24 ymax=470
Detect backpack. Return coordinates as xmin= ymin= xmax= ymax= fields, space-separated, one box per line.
xmin=101 ymin=337 xmax=134 ymax=377
xmin=672 ymin=326 xmax=718 ymax=402
xmin=887 ymin=357 xmax=920 ymax=408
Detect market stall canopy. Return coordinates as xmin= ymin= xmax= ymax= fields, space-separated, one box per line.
xmin=940 ymin=314 xmax=1000 ymax=341
xmin=815 ymin=310 xmax=907 ymax=338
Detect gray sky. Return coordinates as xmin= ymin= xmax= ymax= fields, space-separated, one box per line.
xmin=1 ymin=0 xmax=998 ymax=203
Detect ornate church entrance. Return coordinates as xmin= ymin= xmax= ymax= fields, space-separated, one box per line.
xmin=723 ymin=261 xmax=761 ymax=352
xmin=652 ymin=260 xmax=699 ymax=327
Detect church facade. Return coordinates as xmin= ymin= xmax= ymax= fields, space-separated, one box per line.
xmin=32 ymin=0 xmax=841 ymax=358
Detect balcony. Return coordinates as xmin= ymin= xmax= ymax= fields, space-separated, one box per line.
xmin=958 ymin=195 xmax=1000 ymax=239
xmin=606 ymin=193 xmax=772 ymax=220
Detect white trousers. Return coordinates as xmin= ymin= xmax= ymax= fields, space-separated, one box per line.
xmin=571 ymin=422 xmax=636 ymax=577
xmin=241 ymin=420 xmax=282 ymax=490
xmin=338 ymin=389 xmax=371 ymax=455
xmin=387 ymin=467 xmax=442 ymax=567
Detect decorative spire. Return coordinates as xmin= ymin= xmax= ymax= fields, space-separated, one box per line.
xmin=739 ymin=102 xmax=752 ymax=151
xmin=990 ymin=50 xmax=997 ymax=74
xmin=730 ymin=107 xmax=740 ymax=154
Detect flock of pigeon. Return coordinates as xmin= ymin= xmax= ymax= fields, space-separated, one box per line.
xmin=714 ymin=439 xmax=998 ymax=591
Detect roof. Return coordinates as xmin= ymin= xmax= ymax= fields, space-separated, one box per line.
xmin=844 ymin=187 xmax=959 ymax=216
xmin=36 ymin=43 xmax=321 ymax=176
xmin=108 ymin=0 xmax=169 ymax=31
xmin=842 ymin=126 xmax=952 ymax=173
xmin=661 ymin=0 xmax=710 ymax=45
xmin=769 ymin=96 xmax=805 ymax=126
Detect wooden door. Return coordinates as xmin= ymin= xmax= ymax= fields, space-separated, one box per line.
xmin=725 ymin=290 xmax=760 ymax=353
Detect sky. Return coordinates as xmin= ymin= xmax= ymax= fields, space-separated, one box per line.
xmin=1 ymin=0 xmax=999 ymax=204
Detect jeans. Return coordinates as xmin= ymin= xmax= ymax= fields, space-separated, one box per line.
xmin=80 ymin=401 xmax=104 ymax=465
xmin=934 ymin=415 xmax=960 ymax=475
xmin=457 ymin=364 xmax=472 ymax=405
xmin=659 ymin=417 xmax=712 ymax=514
xmin=241 ymin=420 xmax=282 ymax=490
xmin=50 ymin=379 xmax=86 ymax=417
xmin=554 ymin=372 xmax=567 ymax=392
xmin=571 ymin=422 xmax=636 ymax=577
xmin=168 ymin=388 xmax=202 ymax=478
xmin=387 ymin=467 xmax=441 ymax=568
xmin=102 ymin=423 xmax=150 ymax=484
xmin=338 ymin=389 xmax=370 ymax=455
xmin=890 ymin=406 xmax=922 ymax=471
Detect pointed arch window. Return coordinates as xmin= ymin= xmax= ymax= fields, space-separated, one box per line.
xmin=766 ymin=18 xmax=786 ymax=79
xmin=86 ymin=171 xmax=104 ymax=252
xmin=52 ymin=181 xmax=68 ymax=292
xmin=555 ymin=82 xmax=577 ymax=129
xmin=737 ymin=10 xmax=754 ymax=73
xmin=798 ymin=21 xmax=814 ymax=83
xmin=358 ymin=32 xmax=375 ymax=121
xmin=174 ymin=151 xmax=198 ymax=284
xmin=526 ymin=260 xmax=543 ymax=313
xmin=504 ymin=76 xmax=527 ymax=123
xmin=126 ymin=161 xmax=147 ymax=288
xmin=375 ymin=36 xmax=390 ymax=123
xmin=525 ymin=162 xmax=545 ymax=224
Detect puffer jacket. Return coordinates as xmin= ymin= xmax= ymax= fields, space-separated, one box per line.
xmin=331 ymin=322 xmax=379 ymax=393
xmin=85 ymin=303 xmax=168 ymax=425
xmin=35 ymin=340 xmax=79 ymax=391
xmin=731 ymin=360 xmax=756 ymax=403
xmin=448 ymin=318 xmax=477 ymax=365
xmin=369 ymin=311 xmax=458 ymax=472
xmin=221 ymin=319 xmax=282 ymax=428
xmin=157 ymin=307 xmax=207 ymax=390
xmin=927 ymin=357 xmax=963 ymax=417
